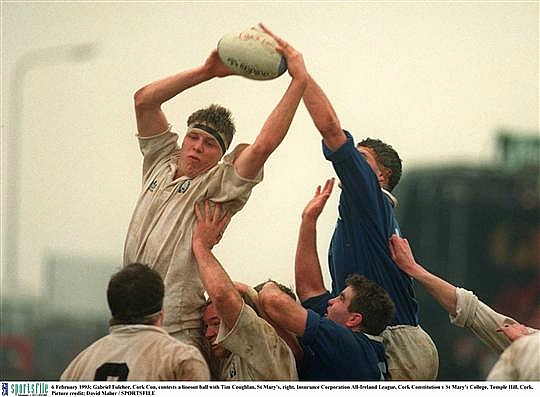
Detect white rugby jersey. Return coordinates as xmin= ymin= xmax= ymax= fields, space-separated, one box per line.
xmin=487 ymin=332 xmax=540 ymax=381
xmin=124 ymin=128 xmax=262 ymax=334
xmin=214 ymin=304 xmax=298 ymax=381
xmin=450 ymin=287 xmax=537 ymax=354
xmin=60 ymin=324 xmax=210 ymax=381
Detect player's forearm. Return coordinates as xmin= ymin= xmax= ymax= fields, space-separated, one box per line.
xmin=254 ymin=76 xmax=306 ymax=154
xmin=259 ymin=282 xmax=308 ymax=337
xmin=135 ymin=64 xmax=218 ymax=136
xmin=302 ymin=74 xmax=345 ymax=150
xmin=134 ymin=64 xmax=215 ymax=109
xmin=192 ymin=241 xmax=243 ymax=327
xmin=259 ymin=285 xmax=292 ymax=328
xmin=413 ymin=265 xmax=458 ymax=317
xmin=295 ymin=217 xmax=326 ymax=302
xmin=234 ymin=77 xmax=306 ymax=179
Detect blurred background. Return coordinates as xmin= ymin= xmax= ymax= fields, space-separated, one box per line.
xmin=1 ymin=1 xmax=538 ymax=380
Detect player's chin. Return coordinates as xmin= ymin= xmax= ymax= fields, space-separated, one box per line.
xmin=185 ymin=163 xmax=211 ymax=179
xmin=211 ymin=343 xmax=227 ymax=359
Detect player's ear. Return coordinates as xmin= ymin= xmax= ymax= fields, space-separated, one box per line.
xmin=155 ymin=310 xmax=164 ymax=327
xmin=380 ymin=167 xmax=392 ymax=189
xmin=346 ymin=312 xmax=362 ymax=329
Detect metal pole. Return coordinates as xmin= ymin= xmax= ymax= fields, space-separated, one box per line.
xmin=2 ymin=42 xmax=97 ymax=296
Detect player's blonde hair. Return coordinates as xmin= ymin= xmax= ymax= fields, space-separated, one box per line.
xmin=187 ymin=104 xmax=235 ymax=154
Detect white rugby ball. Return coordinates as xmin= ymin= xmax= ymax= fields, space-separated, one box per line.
xmin=217 ymin=27 xmax=287 ymax=80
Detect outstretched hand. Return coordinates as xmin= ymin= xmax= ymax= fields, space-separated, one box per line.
xmin=193 ymin=201 xmax=231 ymax=250
xmin=389 ymin=235 xmax=420 ymax=276
xmin=496 ymin=322 xmax=530 ymax=342
xmin=258 ymin=23 xmax=307 ymax=81
xmin=302 ymin=178 xmax=335 ymax=221
xmin=204 ymin=49 xmax=234 ymax=78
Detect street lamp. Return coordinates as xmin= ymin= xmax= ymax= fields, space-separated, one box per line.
xmin=2 ymin=42 xmax=98 ymax=297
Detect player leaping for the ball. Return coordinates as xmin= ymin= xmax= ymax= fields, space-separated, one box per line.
xmin=264 ymin=26 xmax=439 ymax=380
xmin=123 ymin=23 xmax=307 ymax=368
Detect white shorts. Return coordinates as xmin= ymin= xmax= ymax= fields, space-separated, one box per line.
xmin=382 ymin=324 xmax=439 ymax=380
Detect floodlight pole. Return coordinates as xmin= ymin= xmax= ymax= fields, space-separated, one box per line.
xmin=2 ymin=42 xmax=97 ymax=297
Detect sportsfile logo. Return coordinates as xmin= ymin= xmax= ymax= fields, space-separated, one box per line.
xmin=3 ymin=383 xmax=48 ymax=396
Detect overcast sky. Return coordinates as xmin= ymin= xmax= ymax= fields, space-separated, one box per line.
xmin=2 ymin=1 xmax=538 ymax=307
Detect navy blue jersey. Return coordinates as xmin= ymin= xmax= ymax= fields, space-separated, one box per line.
xmin=323 ymin=131 xmax=419 ymax=326
xmin=298 ymin=292 xmax=389 ymax=381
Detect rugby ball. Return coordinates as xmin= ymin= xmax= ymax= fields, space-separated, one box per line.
xmin=217 ymin=27 xmax=287 ymax=80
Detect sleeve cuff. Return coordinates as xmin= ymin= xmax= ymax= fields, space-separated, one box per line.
xmin=449 ymin=287 xmax=477 ymax=327
xmin=301 ymin=309 xmax=320 ymax=343
xmin=322 ymin=130 xmax=355 ymax=162
xmin=136 ymin=124 xmax=172 ymax=140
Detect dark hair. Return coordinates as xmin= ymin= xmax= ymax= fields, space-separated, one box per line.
xmin=357 ymin=138 xmax=402 ymax=191
xmin=107 ymin=263 xmax=164 ymax=326
xmin=345 ymin=274 xmax=396 ymax=335
xmin=254 ymin=279 xmax=297 ymax=301
xmin=187 ymin=104 xmax=235 ymax=151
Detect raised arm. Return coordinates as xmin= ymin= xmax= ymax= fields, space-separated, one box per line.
xmin=233 ymin=24 xmax=308 ymax=180
xmin=295 ymin=179 xmax=335 ymax=302
xmin=302 ymin=74 xmax=346 ymax=150
xmin=258 ymin=282 xmax=309 ymax=337
xmin=389 ymin=235 xmax=457 ymax=316
xmin=134 ymin=50 xmax=233 ymax=137
xmin=192 ymin=201 xmax=241 ymax=330
xmin=257 ymin=180 xmax=334 ymax=337
xmin=389 ymin=235 xmax=539 ymax=354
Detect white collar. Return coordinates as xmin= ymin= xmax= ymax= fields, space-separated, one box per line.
xmin=382 ymin=188 xmax=398 ymax=207
xmin=364 ymin=333 xmax=384 ymax=343
xmin=337 ymin=181 xmax=398 ymax=207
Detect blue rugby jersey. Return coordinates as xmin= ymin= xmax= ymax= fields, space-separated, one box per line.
xmin=298 ymin=292 xmax=389 ymax=381
xmin=322 ymin=130 xmax=419 ymax=326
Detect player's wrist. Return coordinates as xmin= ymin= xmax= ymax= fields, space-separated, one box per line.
xmin=192 ymin=237 xmax=211 ymax=252
xmin=301 ymin=213 xmax=319 ymax=224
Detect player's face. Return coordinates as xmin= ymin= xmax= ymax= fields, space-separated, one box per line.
xmin=327 ymin=287 xmax=355 ymax=326
xmin=357 ymin=146 xmax=385 ymax=185
xmin=180 ymin=131 xmax=222 ymax=177
xmin=203 ymin=303 xmax=228 ymax=359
